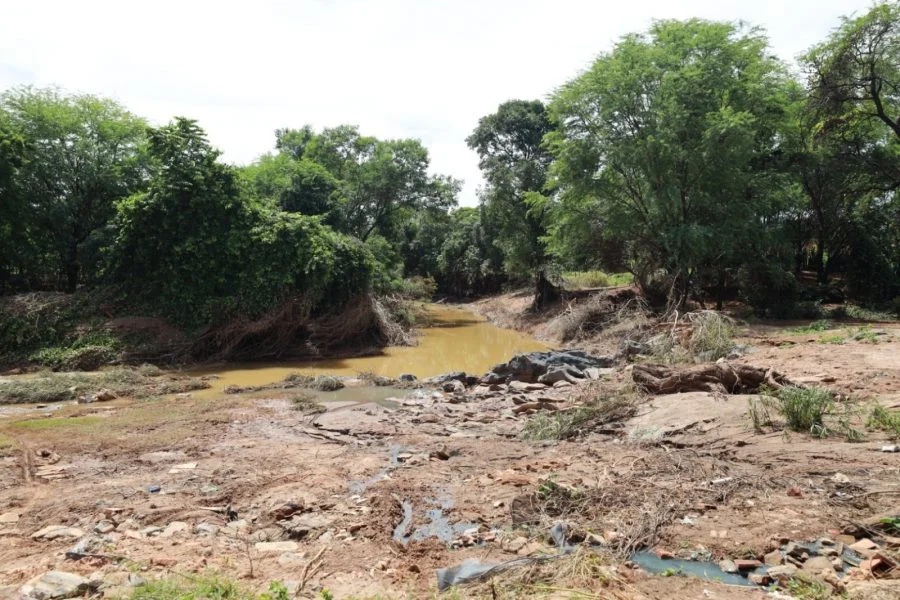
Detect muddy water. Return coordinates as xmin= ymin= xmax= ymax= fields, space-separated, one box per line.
xmin=191 ymin=305 xmax=547 ymax=398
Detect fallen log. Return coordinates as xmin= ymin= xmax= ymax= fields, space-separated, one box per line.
xmin=632 ymin=362 xmax=797 ymax=395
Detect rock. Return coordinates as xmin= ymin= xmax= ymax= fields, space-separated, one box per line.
xmin=425 ymin=372 xmax=466 ymax=385
xmin=748 ymin=573 xmax=771 ymax=585
xmin=845 ymin=581 xmax=900 ymax=600
xmin=115 ymin=518 xmax=138 ymax=532
xmin=167 ymin=462 xmax=197 ymax=474
xmin=517 ymin=540 xmax=546 ymax=556
xmin=19 ymin=571 xmax=97 ymax=600
xmin=486 ymin=351 xmax=614 ymax=384
xmin=537 ymin=368 xmax=581 ymax=385
xmin=654 ymin=548 xmax=675 ymax=560
xmin=767 ymin=564 xmax=798 ymax=583
xmin=764 ymin=549 xmax=783 ymax=566
xmin=849 ymin=538 xmax=879 ymax=558
xmin=159 ymin=521 xmax=189 ymax=538
xmin=718 ymin=560 xmax=738 ymax=573
xmin=151 ymin=557 xmax=177 ymax=567
xmin=195 ymin=522 xmax=219 ymax=536
xmin=255 ymin=541 xmax=299 ymax=553
xmin=0 ymin=511 xmax=19 ymax=524
xmin=93 ymin=521 xmax=115 ymax=534
xmin=269 ymin=501 xmax=305 ymax=521
xmin=831 ymin=472 xmax=850 ymax=484
xmin=508 ymin=381 xmax=546 ymax=392
xmin=31 ymin=526 xmax=85 ymax=541
xmin=881 ymin=444 xmax=900 ymax=452
xmin=734 ymin=559 xmax=762 ymax=571
xmin=802 ymin=555 xmax=836 ymax=574
xmin=785 ymin=542 xmax=813 ymax=559
xmin=398 ymin=373 xmax=417 ymax=383
xmin=442 ymin=380 xmax=465 ymax=394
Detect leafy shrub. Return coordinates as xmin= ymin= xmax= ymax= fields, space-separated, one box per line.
xmin=737 ymin=264 xmax=800 ymax=317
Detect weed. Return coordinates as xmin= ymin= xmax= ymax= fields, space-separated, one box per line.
xmin=562 ymin=271 xmax=634 ymax=289
xmin=867 ymin=404 xmax=900 ymax=439
xmin=784 ymin=575 xmax=832 ymax=600
xmin=849 ymin=326 xmax=880 ymax=343
xmin=778 ymin=387 xmax=833 ymax=436
xmin=819 ymin=333 xmax=846 ymax=344
xmin=879 ymin=516 xmax=900 ymax=534
xmin=0 ymin=368 xmax=209 ymax=404
xmin=521 ymin=384 xmax=638 ymax=441
xmin=747 ymin=395 xmax=780 ymax=433
xmin=789 ymin=320 xmax=834 ymax=334
xmin=226 ymin=373 xmax=345 ymax=395
xmin=130 ymin=572 xmax=276 ymax=599
xmin=289 ymin=392 xmax=325 ymax=414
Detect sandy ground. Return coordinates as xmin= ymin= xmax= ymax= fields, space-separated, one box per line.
xmin=0 ymin=307 xmax=899 ymax=599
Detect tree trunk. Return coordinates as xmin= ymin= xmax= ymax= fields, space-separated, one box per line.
xmin=632 ymin=363 xmax=798 ymax=395
xmin=814 ymin=245 xmax=828 ymax=285
xmin=63 ymin=240 xmax=79 ymax=293
xmin=531 ymin=268 xmax=561 ymax=312
xmin=715 ymin=270 xmax=726 ymax=311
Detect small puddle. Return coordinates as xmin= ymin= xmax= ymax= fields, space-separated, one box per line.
xmin=393 ymin=494 xmax=479 ymax=545
xmin=629 ymin=552 xmax=761 ymax=587
xmin=188 ymin=305 xmax=547 ymax=398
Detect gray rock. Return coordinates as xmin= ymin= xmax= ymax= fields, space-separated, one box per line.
xmin=425 ymin=372 xmax=466 ymax=385
xmin=93 ymin=521 xmax=115 ymax=534
xmin=442 ymin=380 xmax=465 ymax=394
xmin=195 ymin=522 xmax=219 ymax=536
xmin=398 ymin=373 xmax=417 ymax=383
xmin=537 ymin=368 xmax=582 ymax=385
xmin=486 ymin=351 xmax=614 ymax=384
xmin=19 ymin=571 xmax=97 ymax=599
xmin=255 ymin=541 xmax=299 ymax=553
xmin=718 ymin=559 xmax=738 ymax=573
xmin=508 ymin=381 xmax=546 ymax=392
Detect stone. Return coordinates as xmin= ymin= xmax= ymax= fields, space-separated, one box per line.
xmin=31 ymin=526 xmax=85 ymax=541
xmin=508 ymin=381 xmax=546 ymax=392
xmin=115 ymin=518 xmax=138 ymax=532
xmin=718 ymin=560 xmax=738 ymax=573
xmin=255 ymin=541 xmax=299 ymax=553
xmin=553 ymin=380 xmax=573 ymax=388
xmin=19 ymin=571 xmax=97 ymax=600
xmin=159 ymin=521 xmax=189 ymax=538
xmin=764 ymin=549 xmax=783 ymax=566
xmin=425 ymin=372 xmax=466 ymax=385
xmin=167 ymin=462 xmax=197 ymax=474
xmin=93 ymin=521 xmax=115 ymax=534
xmin=767 ymin=564 xmax=798 ymax=583
xmin=487 ymin=350 xmax=614 ymax=384
xmin=398 ymin=373 xmax=417 ymax=383
xmin=195 ymin=522 xmax=219 ymax=536
xmin=802 ymin=555 xmax=836 ymax=574
xmin=537 ymin=368 xmax=581 ymax=385
xmin=734 ymin=559 xmax=762 ymax=571
xmin=442 ymin=380 xmax=465 ymax=394
xmin=0 ymin=511 xmax=20 ymax=524
xmin=831 ymin=472 xmax=850 ymax=484
xmin=151 ymin=557 xmax=177 ymax=567
xmin=849 ymin=538 xmax=879 ymax=558
xmin=748 ymin=573 xmax=771 ymax=585
xmin=654 ymin=548 xmax=675 ymax=560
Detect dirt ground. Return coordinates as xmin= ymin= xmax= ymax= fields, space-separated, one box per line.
xmin=1 ymin=301 xmax=899 ymax=599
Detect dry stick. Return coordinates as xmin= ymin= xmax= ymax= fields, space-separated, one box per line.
xmin=299 ymin=546 xmax=328 ymax=592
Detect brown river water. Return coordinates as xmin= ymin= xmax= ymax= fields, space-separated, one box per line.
xmin=189 ymin=305 xmax=548 ymax=398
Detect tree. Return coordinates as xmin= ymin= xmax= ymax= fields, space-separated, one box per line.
xmin=0 ymin=112 xmax=27 ymax=292
xmin=806 ymin=2 xmax=900 ymax=141
xmin=546 ymin=19 xmax=791 ymax=308
xmin=0 ymin=87 xmax=147 ymax=291
xmin=467 ymin=100 xmax=553 ymax=283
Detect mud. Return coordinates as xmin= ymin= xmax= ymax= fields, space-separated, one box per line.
xmin=0 ymin=307 xmax=898 ymax=599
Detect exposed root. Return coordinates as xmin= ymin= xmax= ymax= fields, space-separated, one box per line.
xmin=632 ymin=362 xmax=797 ymax=395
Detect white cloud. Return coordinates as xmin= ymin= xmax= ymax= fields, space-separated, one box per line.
xmin=0 ymin=0 xmax=873 ymax=205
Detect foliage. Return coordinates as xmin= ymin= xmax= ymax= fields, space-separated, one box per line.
xmin=467 ymin=100 xmax=553 ymax=282
xmin=778 ymin=387 xmax=834 ymax=436
xmin=562 ymin=271 xmax=633 ymax=290
xmin=748 ymin=387 xmax=862 ymax=441
xmin=108 ymin=118 xmax=374 ymax=328
xmin=546 ymin=19 xmax=792 ymax=309
xmin=130 ymin=575 xmax=291 ymax=600
xmin=0 ymin=86 xmax=147 ymax=292
xmin=289 ymin=392 xmax=326 ymax=414
xmin=522 ymin=385 xmax=637 ymax=440
xmin=867 ymin=403 xmax=900 ymax=439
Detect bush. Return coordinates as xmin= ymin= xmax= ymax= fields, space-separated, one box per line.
xmin=778 ymin=387 xmax=834 ymax=436
xmin=737 ymin=264 xmax=800 ymax=317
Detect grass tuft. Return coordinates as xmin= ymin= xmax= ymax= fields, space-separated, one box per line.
xmin=562 ymin=271 xmax=634 ymax=290
xmin=289 ymin=392 xmax=326 ymax=414
xmin=867 ymin=403 xmax=900 ymax=439
xmin=522 ymin=384 xmax=638 ymax=441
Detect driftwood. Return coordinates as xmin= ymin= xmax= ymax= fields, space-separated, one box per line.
xmin=632 ymin=362 xmax=797 ymax=395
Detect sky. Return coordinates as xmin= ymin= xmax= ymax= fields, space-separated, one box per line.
xmin=0 ymin=0 xmax=877 ymax=206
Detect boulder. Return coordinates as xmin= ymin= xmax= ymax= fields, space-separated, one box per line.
xmin=31 ymin=526 xmax=84 ymax=541
xmin=485 ymin=351 xmax=614 ymax=384
xmin=537 ymin=368 xmax=582 ymax=385
xmin=442 ymin=380 xmax=465 ymax=394
xmin=20 ymin=571 xmax=97 ymax=600
xmin=425 ymin=372 xmax=466 ymax=385
xmin=398 ymin=373 xmax=417 ymax=383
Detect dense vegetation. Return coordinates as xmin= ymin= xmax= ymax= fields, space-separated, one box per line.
xmin=1 ymin=4 xmax=899 ymax=365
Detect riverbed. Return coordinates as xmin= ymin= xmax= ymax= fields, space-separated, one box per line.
xmin=188 ymin=305 xmax=548 ymax=397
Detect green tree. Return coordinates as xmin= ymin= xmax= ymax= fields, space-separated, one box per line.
xmin=436 ymin=207 xmax=504 ymax=296
xmin=0 ymin=87 xmax=147 ymax=291
xmin=467 ymin=100 xmax=552 ymax=282
xmin=0 ymin=112 xmax=27 ymax=292
xmin=546 ymin=19 xmax=791 ymax=308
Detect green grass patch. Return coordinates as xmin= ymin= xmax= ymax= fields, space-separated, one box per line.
xmin=562 ymin=271 xmax=633 ymax=289
xmin=131 ymin=575 xmax=292 ymax=600
xmin=748 ymin=386 xmax=863 ymax=440
xmin=788 ymin=320 xmax=834 ymax=334
xmin=0 ymin=368 xmax=209 ymax=404
xmin=867 ymin=404 xmax=900 ymax=439
xmin=11 ymin=416 xmax=105 ymax=430
xmin=0 ymin=432 xmax=14 ymax=456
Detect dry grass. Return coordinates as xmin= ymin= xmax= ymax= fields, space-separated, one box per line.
xmin=642 ymin=311 xmax=737 ymax=363
xmin=521 ymin=382 xmax=640 ymax=441
xmin=548 ymin=293 xmax=651 ymax=345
